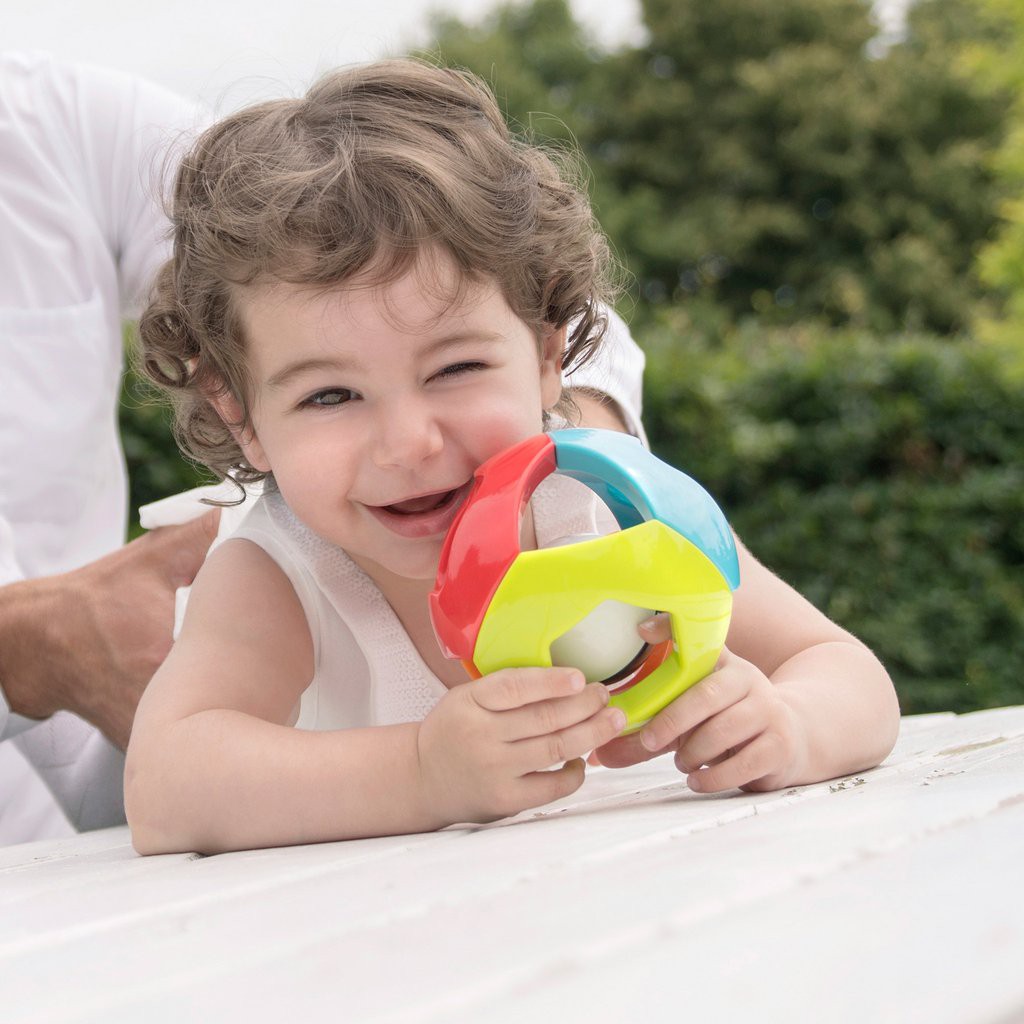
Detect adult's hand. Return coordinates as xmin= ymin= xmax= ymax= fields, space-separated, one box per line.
xmin=0 ymin=511 xmax=220 ymax=750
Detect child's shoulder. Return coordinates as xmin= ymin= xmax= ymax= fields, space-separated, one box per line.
xmin=193 ymin=526 xmax=307 ymax=625
xmin=152 ymin=529 xmax=315 ymax=727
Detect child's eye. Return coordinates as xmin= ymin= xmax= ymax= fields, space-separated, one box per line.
xmin=301 ymin=388 xmax=357 ymax=408
xmin=433 ymin=361 xmax=486 ymax=382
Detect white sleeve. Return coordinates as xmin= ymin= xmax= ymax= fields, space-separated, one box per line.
xmin=0 ymin=55 xmax=202 ymax=817
xmin=0 ymin=510 xmax=36 ymax=740
xmin=52 ymin=56 xmax=206 ymax=314
xmin=0 ymin=55 xmax=200 ymax=747
xmin=0 ymin=687 xmax=36 ymax=741
xmin=12 ymin=713 xmax=127 ymax=831
xmin=563 ymin=306 xmax=648 ymax=445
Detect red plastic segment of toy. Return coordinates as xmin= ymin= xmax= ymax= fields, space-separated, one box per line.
xmin=429 ymin=434 xmax=556 ymax=661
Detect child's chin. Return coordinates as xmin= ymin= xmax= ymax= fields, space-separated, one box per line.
xmin=370 ymin=544 xmax=443 ymax=584
xmin=401 ymin=552 xmax=444 ymax=582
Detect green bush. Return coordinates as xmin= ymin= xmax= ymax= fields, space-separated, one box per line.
xmin=425 ymin=0 xmax=1010 ymax=334
xmin=119 ymin=360 xmax=210 ymax=538
xmin=642 ymin=316 xmax=1024 ymax=714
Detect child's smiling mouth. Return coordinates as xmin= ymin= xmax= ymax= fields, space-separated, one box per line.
xmin=364 ymin=481 xmax=473 ymax=539
xmin=386 ymin=490 xmax=459 ymax=515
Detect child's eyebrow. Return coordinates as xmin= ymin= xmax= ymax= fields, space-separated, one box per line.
xmin=421 ymin=330 xmax=505 ymax=356
xmin=265 ymin=332 xmax=504 ymax=390
xmin=265 ymin=357 xmax=354 ymax=391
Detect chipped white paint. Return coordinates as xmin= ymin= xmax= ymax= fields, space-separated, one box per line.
xmin=2 ymin=707 xmax=1023 ymax=1023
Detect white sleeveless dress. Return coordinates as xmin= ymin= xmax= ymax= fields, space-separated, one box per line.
xmin=230 ymin=475 xmax=615 ymax=730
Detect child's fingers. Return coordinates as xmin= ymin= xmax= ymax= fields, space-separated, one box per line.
xmin=518 ymin=757 xmax=587 ymax=808
xmin=637 ymin=612 xmax=672 ymax=644
xmin=589 ymin=730 xmax=672 ymax=769
xmin=639 ymin=649 xmax=747 ymax=752
xmin=473 ymin=667 xmax=585 ymax=712
xmin=674 ymin=701 xmax=764 ymax=773
xmin=499 ymin=683 xmax=610 ymax=741
xmin=514 ymin=705 xmax=627 ymax=771
xmin=686 ymin=731 xmax=785 ymax=793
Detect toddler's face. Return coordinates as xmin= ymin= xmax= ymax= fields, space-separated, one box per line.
xmin=227 ymin=251 xmax=563 ymax=584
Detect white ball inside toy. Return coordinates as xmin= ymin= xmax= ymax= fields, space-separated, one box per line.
xmin=549 ymin=598 xmax=655 ymax=682
xmin=544 ymin=533 xmax=653 ymax=683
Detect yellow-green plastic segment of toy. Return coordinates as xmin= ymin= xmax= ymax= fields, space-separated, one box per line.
xmin=470 ymin=520 xmax=733 ymax=733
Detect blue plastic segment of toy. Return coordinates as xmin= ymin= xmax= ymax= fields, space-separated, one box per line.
xmin=551 ymin=428 xmax=741 ymax=590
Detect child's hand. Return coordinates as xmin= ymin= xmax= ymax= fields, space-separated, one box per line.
xmin=591 ymin=615 xmax=803 ymax=793
xmin=417 ymin=667 xmax=626 ymax=824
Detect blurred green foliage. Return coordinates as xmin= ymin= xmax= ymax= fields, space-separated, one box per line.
xmin=965 ymin=0 xmax=1024 ymax=347
xmin=117 ymin=0 xmax=1024 ymax=714
xmin=423 ymin=0 xmax=1010 ymax=333
xmin=119 ymin=346 xmax=210 ymax=539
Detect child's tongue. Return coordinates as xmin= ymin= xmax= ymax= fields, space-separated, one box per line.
xmin=387 ymin=491 xmax=449 ymax=515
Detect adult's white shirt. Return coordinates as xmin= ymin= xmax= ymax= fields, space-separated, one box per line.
xmin=0 ymin=51 xmax=646 ymax=846
xmin=0 ymin=51 xmax=203 ymax=844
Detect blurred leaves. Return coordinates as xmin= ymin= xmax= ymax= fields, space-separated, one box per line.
xmin=424 ymin=0 xmax=1010 ymax=333
xmin=119 ymin=336 xmax=210 ymax=538
xmin=966 ymin=0 xmax=1024 ymax=348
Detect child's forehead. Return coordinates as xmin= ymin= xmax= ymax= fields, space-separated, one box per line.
xmin=238 ymin=253 xmax=514 ymax=342
xmin=234 ymin=262 xmax=532 ymax=354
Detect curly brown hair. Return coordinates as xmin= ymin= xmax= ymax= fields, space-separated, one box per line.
xmin=139 ymin=58 xmax=619 ymax=486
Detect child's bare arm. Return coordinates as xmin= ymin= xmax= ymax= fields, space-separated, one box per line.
xmin=125 ymin=540 xmax=622 ymax=854
xmin=593 ymin=536 xmax=900 ymax=791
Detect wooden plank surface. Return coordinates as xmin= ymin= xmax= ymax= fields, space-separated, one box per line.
xmin=2 ymin=707 xmax=1022 ymax=1023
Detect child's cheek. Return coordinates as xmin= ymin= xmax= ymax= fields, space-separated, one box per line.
xmin=462 ymin=397 xmax=547 ymax=462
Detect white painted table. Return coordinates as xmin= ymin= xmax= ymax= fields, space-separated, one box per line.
xmin=2 ymin=707 xmax=1023 ymax=1024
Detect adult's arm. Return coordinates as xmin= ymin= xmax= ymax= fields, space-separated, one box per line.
xmin=0 ymin=53 xmax=210 ymax=829
xmin=0 ymin=515 xmax=220 ymax=748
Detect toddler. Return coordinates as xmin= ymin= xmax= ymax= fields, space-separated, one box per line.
xmin=126 ymin=59 xmax=900 ymax=854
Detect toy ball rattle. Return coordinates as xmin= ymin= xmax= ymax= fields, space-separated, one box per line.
xmin=429 ymin=428 xmax=741 ymax=733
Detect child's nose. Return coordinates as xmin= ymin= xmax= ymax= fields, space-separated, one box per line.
xmin=371 ymin=397 xmax=444 ymax=469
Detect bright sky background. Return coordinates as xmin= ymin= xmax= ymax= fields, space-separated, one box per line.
xmin=6 ymin=0 xmax=648 ymax=111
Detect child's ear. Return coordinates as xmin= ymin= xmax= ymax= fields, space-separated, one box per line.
xmin=539 ymin=324 xmax=567 ymax=411
xmin=207 ymin=387 xmax=271 ymax=473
